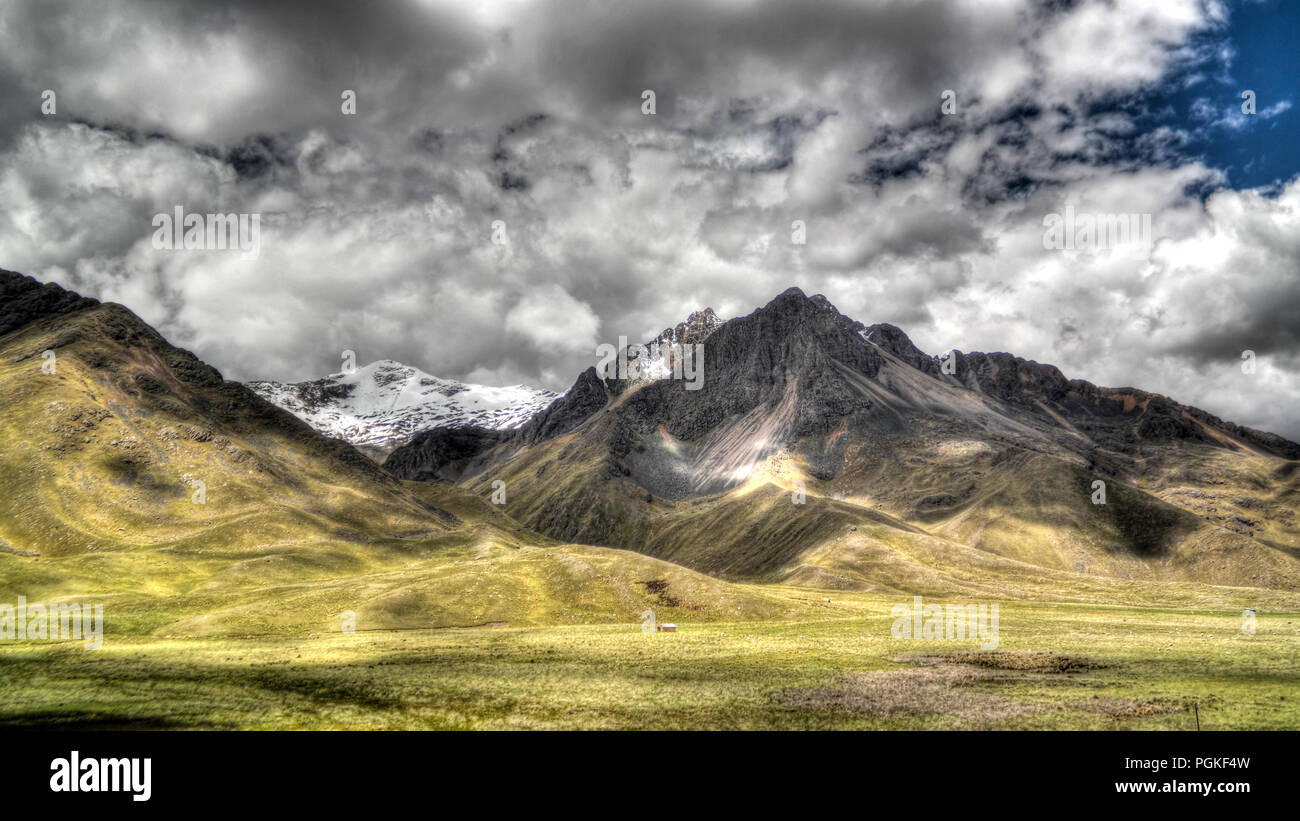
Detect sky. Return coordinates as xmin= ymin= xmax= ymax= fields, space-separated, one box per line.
xmin=0 ymin=0 xmax=1297 ymax=440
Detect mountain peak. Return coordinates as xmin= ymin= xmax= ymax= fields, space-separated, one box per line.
xmin=248 ymin=360 xmax=561 ymax=458
xmin=808 ymin=293 xmax=839 ymax=313
xmin=652 ymin=306 xmax=723 ymax=348
xmin=755 ymin=287 xmax=851 ymax=328
xmin=860 ymin=322 xmax=936 ymax=370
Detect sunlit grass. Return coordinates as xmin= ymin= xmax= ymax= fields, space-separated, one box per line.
xmin=2 ymin=598 xmax=1295 ymax=730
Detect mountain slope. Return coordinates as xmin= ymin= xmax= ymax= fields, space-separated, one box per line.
xmin=0 ymin=271 xmax=457 ymax=562
xmin=0 ymin=269 xmax=795 ymax=635
xmin=386 ymin=287 xmax=1300 ymax=594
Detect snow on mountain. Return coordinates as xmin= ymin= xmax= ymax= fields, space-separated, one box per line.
xmin=609 ymin=307 xmax=724 ymax=383
xmin=247 ymin=360 xmax=560 ymax=457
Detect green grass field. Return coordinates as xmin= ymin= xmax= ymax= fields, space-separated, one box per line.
xmin=3 ymin=595 xmax=1295 ymax=730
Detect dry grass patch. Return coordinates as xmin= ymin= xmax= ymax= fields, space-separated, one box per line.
xmin=912 ymin=650 xmax=1104 ymax=673
xmin=1072 ymin=696 xmax=1183 ymax=719
xmin=773 ymin=662 xmax=1051 ymax=723
xmin=773 ymin=651 xmax=1114 ymax=725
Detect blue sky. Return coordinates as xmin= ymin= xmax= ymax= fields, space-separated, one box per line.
xmin=1168 ymin=0 xmax=1298 ymax=189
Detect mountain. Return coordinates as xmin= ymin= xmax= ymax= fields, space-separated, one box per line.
xmin=0 ymin=269 xmax=792 ymax=636
xmin=6 ymin=267 xmax=1297 ymax=631
xmin=386 ymin=287 xmax=1300 ymax=593
xmin=0 ymin=269 xmax=452 ymax=559
xmin=247 ymin=360 xmax=559 ymax=460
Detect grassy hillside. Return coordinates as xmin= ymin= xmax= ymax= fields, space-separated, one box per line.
xmin=460 ymin=405 xmax=1300 ymax=604
xmin=0 ymin=277 xmax=796 ymax=636
xmin=0 ymin=299 xmax=458 ymax=558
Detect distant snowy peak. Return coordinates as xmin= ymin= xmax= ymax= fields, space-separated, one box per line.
xmin=247 ymin=360 xmax=560 ymax=456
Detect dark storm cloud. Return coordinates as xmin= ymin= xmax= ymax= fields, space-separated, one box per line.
xmin=0 ymin=0 xmax=514 ymax=159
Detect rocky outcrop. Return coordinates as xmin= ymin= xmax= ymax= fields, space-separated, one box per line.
xmin=0 ymin=269 xmax=98 ymax=336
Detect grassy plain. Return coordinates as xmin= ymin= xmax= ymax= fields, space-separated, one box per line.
xmin=2 ymin=595 xmax=1295 ymax=730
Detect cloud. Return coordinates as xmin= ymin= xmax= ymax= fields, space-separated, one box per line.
xmin=1192 ymin=94 xmax=1293 ymax=131
xmin=0 ymin=0 xmax=1297 ymax=441
xmin=504 ymin=284 xmax=599 ymax=354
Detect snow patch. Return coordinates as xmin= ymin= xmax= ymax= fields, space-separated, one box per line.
xmin=248 ymin=360 xmax=560 ymax=451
